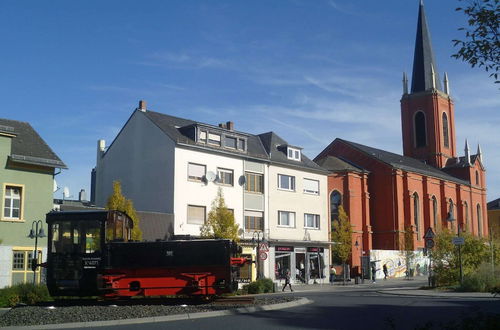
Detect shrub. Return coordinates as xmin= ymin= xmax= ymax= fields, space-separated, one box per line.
xmin=246 ymin=278 xmax=274 ymax=294
xmin=0 ymin=283 xmax=51 ymax=307
xmin=458 ymin=263 xmax=500 ymax=292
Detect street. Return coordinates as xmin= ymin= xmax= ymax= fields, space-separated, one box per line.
xmin=52 ymin=278 xmax=499 ymax=330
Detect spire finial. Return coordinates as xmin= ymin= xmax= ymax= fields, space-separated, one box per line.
xmin=403 ymin=72 xmax=408 ymax=94
xmin=477 ymin=144 xmax=483 ymax=162
xmin=444 ymin=72 xmax=450 ymax=94
xmin=464 ymin=139 xmax=470 ymax=165
xmin=430 ymin=65 xmax=436 ymax=89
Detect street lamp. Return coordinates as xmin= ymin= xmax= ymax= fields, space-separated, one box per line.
xmin=446 ymin=214 xmax=463 ymax=286
xmin=28 ymin=220 xmax=46 ymax=284
xmin=252 ymin=231 xmax=264 ymax=279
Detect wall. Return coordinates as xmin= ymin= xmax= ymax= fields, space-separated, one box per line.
xmin=371 ymin=249 xmax=429 ymax=279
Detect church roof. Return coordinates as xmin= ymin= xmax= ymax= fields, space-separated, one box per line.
xmin=443 ymin=155 xmax=480 ymax=169
xmin=315 ymin=155 xmax=367 ymax=173
xmin=488 ymin=198 xmax=500 ymax=210
xmin=338 ymin=139 xmax=469 ymax=185
xmin=410 ymin=1 xmax=442 ymax=93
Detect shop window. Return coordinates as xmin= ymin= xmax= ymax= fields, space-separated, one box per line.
xmin=187 ymin=205 xmax=206 ymax=225
xmin=308 ymin=249 xmax=325 ymax=280
xmin=188 ymin=163 xmax=206 ymax=182
xmin=11 ymin=249 xmax=42 ymax=284
xmin=3 ymin=185 xmax=22 ymax=220
xmin=303 ymin=179 xmax=319 ymax=195
xmin=275 ymin=251 xmax=292 ymax=280
xmin=245 ymin=172 xmax=264 ymax=193
xmin=278 ymin=174 xmax=295 ymax=191
xmin=217 ymin=168 xmax=234 ymax=186
xmin=278 ymin=211 xmax=295 ymax=227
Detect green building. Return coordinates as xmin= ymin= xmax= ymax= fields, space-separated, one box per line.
xmin=0 ymin=118 xmax=66 ymax=287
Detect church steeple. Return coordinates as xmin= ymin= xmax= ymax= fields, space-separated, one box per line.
xmin=411 ymin=1 xmax=442 ymax=93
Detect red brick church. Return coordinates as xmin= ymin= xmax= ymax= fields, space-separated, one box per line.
xmin=314 ymin=2 xmax=488 ymax=273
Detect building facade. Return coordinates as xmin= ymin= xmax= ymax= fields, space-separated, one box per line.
xmin=91 ymin=101 xmax=329 ymax=283
xmin=0 ymin=119 xmax=66 ymax=288
xmin=314 ymin=2 xmax=488 ymax=278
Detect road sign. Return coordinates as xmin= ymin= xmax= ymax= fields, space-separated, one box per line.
xmin=452 ymin=237 xmax=465 ymax=245
xmin=259 ymin=251 xmax=268 ymax=260
xmin=424 ymin=227 xmax=435 ymax=239
xmin=258 ymin=242 xmax=269 ymax=252
xmin=425 ymin=238 xmax=435 ymax=249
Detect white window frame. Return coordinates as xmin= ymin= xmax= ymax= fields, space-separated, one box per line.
xmin=303 ymin=178 xmax=319 ymax=195
xmin=287 ymin=147 xmax=301 ymax=161
xmin=2 ymin=184 xmax=24 ymax=221
xmin=278 ymin=174 xmax=295 ymax=191
xmin=187 ymin=205 xmax=206 ymax=225
xmin=278 ymin=211 xmax=295 ymax=227
xmin=208 ymin=133 xmax=221 ymax=146
xmin=198 ymin=130 xmax=207 ymax=143
xmin=187 ymin=163 xmax=206 ymax=182
xmin=224 ymin=136 xmax=237 ymax=149
xmin=304 ymin=213 xmax=320 ymax=229
xmin=217 ymin=168 xmax=234 ymax=186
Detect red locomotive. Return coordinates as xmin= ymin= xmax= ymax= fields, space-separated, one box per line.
xmin=45 ymin=210 xmax=247 ymax=297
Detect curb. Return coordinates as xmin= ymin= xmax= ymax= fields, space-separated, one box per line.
xmin=379 ymin=290 xmax=499 ymax=299
xmin=0 ymin=297 xmax=312 ymax=329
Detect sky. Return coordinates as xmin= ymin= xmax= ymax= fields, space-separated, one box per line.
xmin=0 ymin=0 xmax=498 ymax=201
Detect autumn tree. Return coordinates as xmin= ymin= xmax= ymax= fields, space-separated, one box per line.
xmin=331 ymin=205 xmax=352 ymax=284
xmin=200 ymin=188 xmax=239 ymax=241
xmin=452 ymin=0 xmax=500 ymax=83
xmin=106 ymin=181 xmax=142 ymax=241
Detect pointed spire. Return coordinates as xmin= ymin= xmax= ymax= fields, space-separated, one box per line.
xmin=477 ymin=144 xmax=483 ymax=162
xmin=443 ymin=72 xmax=450 ymax=94
xmin=464 ymin=139 xmax=470 ymax=165
xmin=410 ymin=1 xmax=442 ymax=93
xmin=403 ymin=72 xmax=409 ymax=94
xmin=430 ymin=65 xmax=436 ymax=89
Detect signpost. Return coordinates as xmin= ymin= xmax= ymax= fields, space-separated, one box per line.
xmin=423 ymin=227 xmax=435 ymax=287
xmin=259 ymin=251 xmax=268 ymax=261
xmin=452 ymin=237 xmax=465 ymax=245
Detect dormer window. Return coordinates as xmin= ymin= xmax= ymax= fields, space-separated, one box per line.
xmin=224 ymin=136 xmax=237 ymax=149
xmin=208 ymin=133 xmax=221 ymax=146
xmin=287 ymin=147 xmax=301 ymax=161
xmin=199 ymin=131 xmax=207 ymax=143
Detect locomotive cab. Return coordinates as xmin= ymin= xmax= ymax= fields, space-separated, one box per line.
xmin=46 ymin=210 xmax=132 ymax=296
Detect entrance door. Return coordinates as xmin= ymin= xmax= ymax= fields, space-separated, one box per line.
xmin=295 ymin=253 xmax=306 ymax=283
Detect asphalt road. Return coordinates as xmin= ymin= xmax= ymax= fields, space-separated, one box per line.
xmin=59 ymin=279 xmax=499 ymax=330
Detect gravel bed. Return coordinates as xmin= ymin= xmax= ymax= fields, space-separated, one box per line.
xmin=0 ymin=296 xmax=297 ymax=327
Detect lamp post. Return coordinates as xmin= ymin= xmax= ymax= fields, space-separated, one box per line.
xmin=446 ymin=215 xmax=463 ymax=286
xmin=355 ymin=237 xmax=364 ymax=284
xmin=28 ymin=220 xmax=46 ymax=284
xmin=252 ymin=231 xmax=264 ymax=279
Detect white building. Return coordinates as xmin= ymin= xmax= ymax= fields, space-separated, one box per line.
xmin=92 ymin=101 xmax=329 ymax=284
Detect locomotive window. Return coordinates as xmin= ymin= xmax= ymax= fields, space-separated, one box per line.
xmin=51 ymin=220 xmax=101 ymax=254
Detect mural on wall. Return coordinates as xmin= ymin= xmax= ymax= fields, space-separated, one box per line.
xmin=370 ymin=250 xmax=429 ymax=279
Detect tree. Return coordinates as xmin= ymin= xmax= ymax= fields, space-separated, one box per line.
xmin=452 ymin=0 xmax=500 ymax=83
xmin=106 ymin=181 xmax=142 ymax=241
xmin=331 ymin=206 xmax=352 ymax=284
xmin=200 ymin=188 xmax=239 ymax=241
xmin=400 ymin=226 xmax=416 ymax=278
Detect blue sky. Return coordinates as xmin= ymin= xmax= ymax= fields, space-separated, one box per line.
xmin=1 ymin=0 xmax=498 ymax=201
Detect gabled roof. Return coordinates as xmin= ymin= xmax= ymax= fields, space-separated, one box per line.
xmin=410 ymin=1 xmax=442 ymax=93
xmin=338 ymin=139 xmax=469 ymax=185
xmin=443 ymin=155 xmax=481 ymax=169
xmin=315 ymin=155 xmax=367 ymax=173
xmin=487 ymin=198 xmax=500 ymax=211
xmin=0 ymin=118 xmax=66 ymax=169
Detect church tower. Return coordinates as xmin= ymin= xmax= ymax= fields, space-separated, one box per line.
xmin=401 ymin=1 xmax=457 ymax=168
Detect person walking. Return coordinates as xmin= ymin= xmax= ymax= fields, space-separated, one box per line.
xmin=329 ymin=266 xmax=336 ymax=284
xmin=383 ymin=264 xmax=388 ymax=280
xmin=371 ymin=263 xmax=377 ymax=283
xmin=282 ymin=269 xmax=293 ymax=292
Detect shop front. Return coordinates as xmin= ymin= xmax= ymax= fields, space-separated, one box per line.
xmin=273 ymin=244 xmax=328 ymax=284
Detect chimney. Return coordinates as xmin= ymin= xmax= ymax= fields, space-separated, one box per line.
xmin=226 ymin=121 xmax=234 ymax=131
xmin=218 ymin=123 xmax=226 ymax=129
xmin=79 ymin=189 xmax=87 ymax=202
xmin=138 ymin=100 xmax=147 ymax=112
xmin=97 ymin=139 xmax=106 ymax=163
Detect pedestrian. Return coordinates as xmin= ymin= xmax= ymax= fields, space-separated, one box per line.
xmin=329 ymin=266 xmax=336 ymax=284
xmin=371 ymin=263 xmax=377 ymax=283
xmin=383 ymin=264 xmax=388 ymax=280
xmin=282 ymin=269 xmax=293 ymax=292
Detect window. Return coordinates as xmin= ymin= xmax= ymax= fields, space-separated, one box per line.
xmin=187 ymin=205 xmax=206 ymax=225
xmin=238 ymin=139 xmax=246 ymax=151
xmin=3 ymin=185 xmax=22 ymax=220
xmin=464 ymin=202 xmax=469 ymax=232
xmin=477 ymin=204 xmax=482 ymax=237
xmin=188 ymin=163 xmax=206 ymax=181
xmin=413 ymin=193 xmax=420 ymax=240
xmin=303 ymin=179 xmax=319 ymax=195
xmin=304 ymin=214 xmax=320 ymax=229
xmin=330 ymin=191 xmax=342 ymax=222
xmin=448 ymin=199 xmax=455 ymax=230
xmin=475 ymin=171 xmax=479 ymax=185
xmin=432 ymin=197 xmax=438 ymax=229
xmin=199 ymin=131 xmax=207 ymax=143
xmin=224 ymin=136 xmax=237 ymax=149
xmin=245 ymin=172 xmax=264 ymax=193
xmin=287 ymin=147 xmax=301 ymax=161
xmin=278 ymin=211 xmax=295 ymax=227
xmin=244 ymin=210 xmax=264 ymax=231
xmin=414 ymin=111 xmax=427 ymax=147
xmin=442 ymin=113 xmax=449 ymax=148
xmin=11 ymin=249 xmax=42 ymax=284
xmin=208 ymin=133 xmax=221 ymax=146
xmin=217 ymin=168 xmax=234 ymax=186
xmin=278 ymin=174 xmax=295 ymax=191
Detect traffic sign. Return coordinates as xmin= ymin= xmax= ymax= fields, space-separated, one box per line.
xmin=425 ymin=238 xmax=435 ymax=249
xmin=259 ymin=251 xmax=268 ymax=260
xmin=424 ymin=227 xmax=435 ymax=239
xmin=452 ymin=237 xmax=465 ymax=245
xmin=258 ymin=242 xmax=269 ymax=252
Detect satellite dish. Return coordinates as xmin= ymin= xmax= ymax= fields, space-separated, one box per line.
xmin=238 ymin=175 xmax=246 ymax=186
xmin=205 ymin=171 xmax=216 ymax=182
xmin=53 ymin=179 xmax=59 ymax=193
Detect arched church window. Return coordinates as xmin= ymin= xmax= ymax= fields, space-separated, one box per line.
xmin=448 ymin=199 xmax=455 ymax=229
xmin=432 ymin=196 xmax=438 ymax=229
xmin=414 ymin=112 xmax=427 ymax=147
xmin=413 ymin=193 xmax=420 ymax=240
xmin=464 ymin=202 xmax=469 ymax=232
xmin=475 ymin=171 xmax=479 ymax=185
xmin=477 ymin=204 xmax=482 ymax=237
xmin=330 ymin=191 xmax=342 ymax=223
xmin=442 ymin=113 xmax=449 ymax=148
